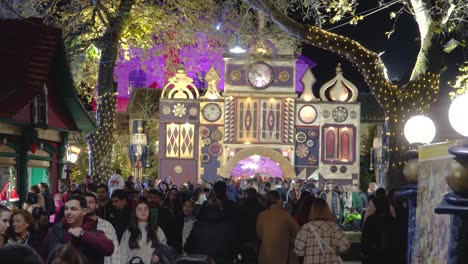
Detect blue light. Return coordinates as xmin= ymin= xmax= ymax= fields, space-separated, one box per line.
xmin=215 ymin=22 xmax=221 ymax=31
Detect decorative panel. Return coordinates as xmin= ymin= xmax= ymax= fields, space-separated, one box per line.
xmin=224 ymin=97 xmax=236 ymax=143
xmin=283 ymin=99 xmax=295 ymax=143
xmin=236 ymin=98 xmax=259 ymax=143
xmin=166 ymin=123 xmax=180 ymax=158
xmin=180 ymin=124 xmax=195 ymax=158
xmin=260 ymin=99 xmax=282 ymax=143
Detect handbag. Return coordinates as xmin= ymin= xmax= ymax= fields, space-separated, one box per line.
xmin=129 ymin=256 xmax=144 ymax=264
xmin=310 ymin=225 xmax=343 ymax=264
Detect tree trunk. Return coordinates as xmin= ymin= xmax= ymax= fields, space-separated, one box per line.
xmin=86 ymin=0 xmax=135 ymax=182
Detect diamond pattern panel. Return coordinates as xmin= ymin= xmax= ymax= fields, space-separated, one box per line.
xmin=166 ymin=123 xmax=180 ymax=157
xmin=180 ymin=124 xmax=194 ymax=158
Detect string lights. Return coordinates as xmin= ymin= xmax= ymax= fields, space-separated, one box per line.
xmin=88 ymin=91 xmax=117 ymax=183
xmin=306 ymin=26 xmax=440 ymax=171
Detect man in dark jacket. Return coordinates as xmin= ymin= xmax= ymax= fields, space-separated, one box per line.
xmin=44 ymin=195 xmax=114 ymax=264
xmin=108 ymin=189 xmax=132 ymax=242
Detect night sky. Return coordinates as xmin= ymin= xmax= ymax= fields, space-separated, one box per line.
xmin=302 ymin=0 xmax=466 ymax=139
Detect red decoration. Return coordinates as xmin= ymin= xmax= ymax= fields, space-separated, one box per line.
xmin=0 ymin=181 xmax=9 ymax=202
xmin=31 ymin=142 xmax=37 ymax=154
xmin=9 ymin=187 xmax=19 ymax=202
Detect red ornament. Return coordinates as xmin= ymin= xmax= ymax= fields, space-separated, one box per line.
xmin=31 ymin=142 xmax=37 ymax=154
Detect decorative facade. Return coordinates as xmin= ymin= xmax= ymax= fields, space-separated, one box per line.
xmin=158 ymin=53 xmax=361 ymax=186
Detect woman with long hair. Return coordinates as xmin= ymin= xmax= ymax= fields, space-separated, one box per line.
xmin=294 ymin=198 xmax=350 ymax=263
xmin=164 ymin=187 xmax=182 ymax=216
xmin=120 ymin=201 xmax=167 ymax=264
xmin=361 ymin=188 xmax=400 ymax=264
xmin=7 ymin=209 xmax=41 ymax=251
xmin=0 ymin=205 xmax=10 ymax=248
xmin=47 ymin=244 xmax=83 ymax=264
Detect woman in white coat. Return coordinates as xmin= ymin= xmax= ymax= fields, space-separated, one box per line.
xmin=120 ymin=201 xmax=167 ymax=264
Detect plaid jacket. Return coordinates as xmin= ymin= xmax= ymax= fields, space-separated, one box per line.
xmin=294 ymin=220 xmax=350 ymax=264
xmin=97 ymin=217 xmax=121 ymax=264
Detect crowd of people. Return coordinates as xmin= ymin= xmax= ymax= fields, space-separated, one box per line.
xmin=0 ymin=170 xmax=408 ymax=264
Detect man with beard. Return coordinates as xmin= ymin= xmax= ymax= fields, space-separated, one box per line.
xmin=147 ymin=189 xmax=171 ymax=231
xmin=96 ymin=184 xmax=113 ymax=220
xmin=84 ymin=192 xmax=120 ymax=264
xmin=108 ymin=189 xmax=131 ymax=242
xmin=44 ymin=195 xmax=113 ymax=264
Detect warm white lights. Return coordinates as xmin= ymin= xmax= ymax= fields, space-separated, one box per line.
xmin=404 ymin=115 xmax=436 ymax=144
xmin=229 ymin=34 xmax=246 ymax=54
xmin=66 ymin=145 xmax=81 ymax=163
xmin=449 ymin=92 xmax=468 ymax=137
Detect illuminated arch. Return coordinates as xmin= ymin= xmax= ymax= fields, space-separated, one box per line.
xmin=220 ymin=146 xmax=296 ymax=178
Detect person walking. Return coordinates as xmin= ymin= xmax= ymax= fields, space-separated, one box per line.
xmin=0 ymin=205 xmax=10 ymax=248
xmin=294 ymin=198 xmax=350 ymax=264
xmin=120 ymin=201 xmax=167 ymax=264
xmin=257 ymin=190 xmax=299 ymax=264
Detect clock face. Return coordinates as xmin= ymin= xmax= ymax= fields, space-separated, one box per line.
xmin=248 ymin=62 xmax=274 ymax=89
xmin=202 ymin=103 xmax=222 ymax=122
xmin=298 ymin=105 xmax=318 ymax=124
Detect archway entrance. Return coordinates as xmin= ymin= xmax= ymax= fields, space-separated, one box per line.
xmin=221 ymin=146 xmax=296 ymax=178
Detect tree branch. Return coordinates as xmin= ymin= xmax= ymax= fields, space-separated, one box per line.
xmin=245 ymin=0 xmax=397 ymax=111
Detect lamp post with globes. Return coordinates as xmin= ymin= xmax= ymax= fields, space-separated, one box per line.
xmin=396 ymin=115 xmax=435 ymax=264
xmin=435 ymin=92 xmax=468 ymax=264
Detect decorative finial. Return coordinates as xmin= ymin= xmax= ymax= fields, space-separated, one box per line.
xmin=336 ymin=63 xmax=343 ymax=74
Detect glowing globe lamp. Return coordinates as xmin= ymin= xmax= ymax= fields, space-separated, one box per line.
xmin=449 ymin=92 xmax=468 ymax=137
xmin=404 ymin=115 xmax=436 ymax=144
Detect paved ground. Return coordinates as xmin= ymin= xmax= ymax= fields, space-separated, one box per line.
xmin=343 ymin=262 xmax=361 ymax=264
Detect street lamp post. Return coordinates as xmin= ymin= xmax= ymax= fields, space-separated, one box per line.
xmin=64 ymin=144 xmax=81 ymax=189
xmin=435 ymin=92 xmax=468 ymax=264
xmin=396 ymin=115 xmax=435 ymax=264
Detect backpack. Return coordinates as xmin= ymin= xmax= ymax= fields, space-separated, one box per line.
xmin=42 ymin=192 xmax=55 ymax=215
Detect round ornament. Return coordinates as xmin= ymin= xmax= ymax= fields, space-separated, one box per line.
xmin=230 ymin=70 xmax=242 ymax=82
xmin=200 ymin=153 xmax=211 ymax=163
xmin=174 ymin=165 xmax=183 ymax=174
xmin=162 ymin=105 xmax=171 ymax=115
xmin=332 ymin=106 xmax=348 ymax=123
xmin=211 ymin=130 xmax=223 ymax=142
xmin=339 ymin=166 xmax=347 ymax=173
xmin=295 ymin=132 xmax=307 ymax=143
xmin=309 ymin=129 xmax=319 ymax=139
xmin=298 ymin=105 xmax=318 ymax=124
xmin=349 ymin=110 xmax=358 ymax=119
xmin=189 ymin=107 xmax=198 ymax=116
xmin=308 ymin=155 xmax=318 ymax=165
xmin=173 ymin=103 xmax=187 ymax=118
xmin=203 ymin=137 xmax=212 ymax=145
xmin=202 ymin=103 xmax=222 ymax=122
xmin=322 ymin=110 xmax=331 ymax=118
xmin=330 ymin=166 xmax=338 ymax=173
xmin=278 ymin=71 xmax=290 ymax=82
xmin=306 ymin=139 xmax=315 ymax=148
xmin=295 ymin=144 xmax=310 ymax=158
xmin=208 ymin=143 xmax=223 ymax=156
xmin=200 ymin=126 xmax=211 ymax=138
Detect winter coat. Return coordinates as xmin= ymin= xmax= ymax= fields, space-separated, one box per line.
xmin=184 ymin=203 xmax=238 ymax=264
xmin=352 ymin=191 xmax=368 ymax=212
xmin=256 ymin=205 xmax=299 ymax=264
xmin=44 ymin=217 xmax=114 ymax=264
xmin=119 ymin=223 xmax=167 ymax=264
xmin=361 ymin=215 xmax=401 ymax=264
xmin=107 ymin=205 xmax=132 ymax=242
